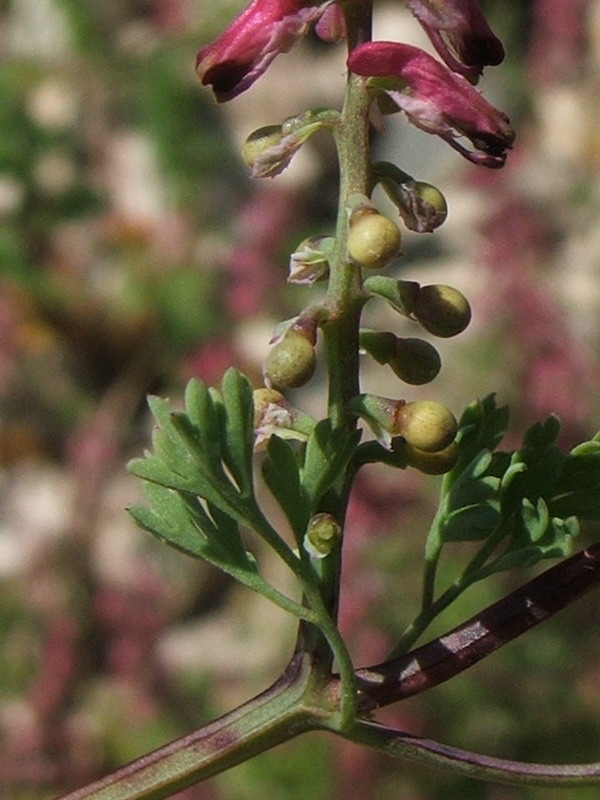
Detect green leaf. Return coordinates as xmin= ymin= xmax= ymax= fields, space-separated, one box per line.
xmin=550 ymin=489 xmax=600 ymax=520
xmin=183 ymin=378 xmax=223 ymax=459
xmin=520 ymin=497 xmax=549 ymax=543
xmin=129 ymin=482 xmax=216 ymax=562
xmin=441 ymin=502 xmax=502 ymax=542
xmin=553 ymin=447 xmax=600 ymax=495
xmin=477 ymin=547 xmax=544 ymax=578
xmin=262 ymin=435 xmax=310 ymax=542
xmin=445 ymin=451 xmax=500 ymax=512
xmin=456 ymin=394 xmax=509 ymax=455
xmin=219 ymin=368 xmax=256 ymax=496
xmin=301 ymin=421 xmax=360 ymax=509
xmin=129 ymin=484 xmax=313 ymax=621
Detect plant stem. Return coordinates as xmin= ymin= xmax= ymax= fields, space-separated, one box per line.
xmin=355 ymin=542 xmax=600 ymax=710
xmin=342 ymin=719 xmax=600 ymax=788
xmin=56 ymin=652 xmax=334 ymax=800
xmin=294 ymin=0 xmax=375 ymax=725
xmin=323 ymin=2 xmax=373 ymax=430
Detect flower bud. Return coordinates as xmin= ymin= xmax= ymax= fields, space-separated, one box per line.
xmin=263 ymin=329 xmax=316 ymax=390
xmin=288 ymin=236 xmax=332 ymax=285
xmin=253 ymin=387 xmax=286 ymax=428
xmin=413 ymin=284 xmax=471 ymax=338
xmin=303 ymin=513 xmax=341 ymax=559
xmin=396 ymin=400 xmax=457 ymax=452
xmin=243 ymin=125 xmax=282 ymax=161
xmin=389 ymin=337 xmax=441 ymax=385
xmin=347 ymin=210 xmax=402 ymax=270
xmin=405 ymin=441 xmax=459 ymax=474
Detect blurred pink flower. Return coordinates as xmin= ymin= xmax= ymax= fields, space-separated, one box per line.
xmin=196 ymin=0 xmax=331 ymax=101
xmin=348 ymin=41 xmax=514 ymax=167
xmin=404 ymin=0 xmax=504 ymax=82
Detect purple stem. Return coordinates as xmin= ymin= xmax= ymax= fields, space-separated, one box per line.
xmin=354 ymin=542 xmax=600 ymax=710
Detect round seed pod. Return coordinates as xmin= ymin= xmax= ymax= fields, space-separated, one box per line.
xmin=347 ymin=211 xmax=402 ymax=270
xmin=390 ymin=337 xmax=441 ymax=385
xmin=264 ymin=330 xmax=316 ymax=390
xmin=413 ymin=284 xmax=471 ymax=338
xmin=405 ymin=441 xmax=459 ymax=475
xmin=395 ymin=400 xmax=457 ymax=452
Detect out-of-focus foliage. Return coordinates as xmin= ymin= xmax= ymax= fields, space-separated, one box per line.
xmin=1 ymin=1 xmax=600 ymax=799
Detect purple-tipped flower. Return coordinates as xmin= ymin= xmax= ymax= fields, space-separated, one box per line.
xmin=405 ymin=0 xmax=504 ymax=83
xmin=196 ymin=0 xmax=331 ymax=101
xmin=348 ymin=41 xmax=514 ymax=168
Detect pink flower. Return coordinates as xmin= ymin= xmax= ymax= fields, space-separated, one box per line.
xmin=348 ymin=41 xmax=514 ymax=168
xmin=404 ymin=0 xmax=504 ymax=83
xmin=196 ymin=0 xmax=331 ymax=101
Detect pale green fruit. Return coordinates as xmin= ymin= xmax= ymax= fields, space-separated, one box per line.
xmin=347 ymin=212 xmax=402 ymax=270
xmin=413 ymin=284 xmax=471 ymax=338
xmin=405 ymin=441 xmax=459 ymax=474
xmin=396 ymin=400 xmax=457 ymax=452
xmin=264 ymin=330 xmax=316 ymax=390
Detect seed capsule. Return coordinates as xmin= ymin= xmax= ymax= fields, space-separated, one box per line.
xmin=347 ymin=211 xmax=402 ymax=270
xmin=413 ymin=284 xmax=471 ymax=338
xmin=405 ymin=441 xmax=459 ymax=474
xmin=264 ymin=330 xmax=316 ymax=390
xmin=395 ymin=400 xmax=457 ymax=452
xmin=390 ymin=338 xmax=441 ymax=385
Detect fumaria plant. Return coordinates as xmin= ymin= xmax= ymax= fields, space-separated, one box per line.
xmin=60 ymin=1 xmax=600 ymax=798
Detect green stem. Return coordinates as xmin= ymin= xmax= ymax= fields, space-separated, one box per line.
xmin=323 ymin=3 xmax=373 ymax=430
xmin=55 ymin=652 xmax=333 ymax=800
xmin=292 ymin=0 xmax=374 ymax=724
xmin=390 ymin=513 xmax=512 ymax=658
xmin=343 ymin=720 xmax=600 ymax=788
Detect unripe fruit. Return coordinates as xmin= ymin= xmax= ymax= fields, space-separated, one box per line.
xmin=395 ymin=400 xmax=457 ymax=452
xmin=390 ymin=338 xmax=441 ymax=385
xmin=347 ymin=211 xmax=402 ymax=270
xmin=413 ymin=284 xmax=471 ymax=338
xmin=405 ymin=441 xmax=459 ymax=475
xmin=264 ymin=330 xmax=316 ymax=390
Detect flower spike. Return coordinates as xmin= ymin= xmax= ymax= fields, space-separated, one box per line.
xmin=348 ymin=41 xmax=515 ymax=168
xmin=196 ymin=0 xmax=332 ymax=101
xmin=404 ymin=0 xmax=505 ymax=83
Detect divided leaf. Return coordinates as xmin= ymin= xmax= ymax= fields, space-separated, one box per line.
xmin=301 ymin=420 xmax=361 ymax=510
xmin=262 ymin=434 xmax=310 ymax=543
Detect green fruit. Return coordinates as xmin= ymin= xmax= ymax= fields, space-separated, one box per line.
xmin=413 ymin=284 xmax=471 ymax=338
xmin=347 ymin=211 xmax=402 ymax=270
xmin=405 ymin=441 xmax=459 ymax=474
xmin=396 ymin=400 xmax=457 ymax=452
xmin=264 ymin=330 xmax=316 ymax=390
xmin=390 ymin=338 xmax=441 ymax=385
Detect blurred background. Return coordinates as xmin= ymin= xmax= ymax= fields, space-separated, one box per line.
xmin=1 ymin=0 xmax=600 ymax=797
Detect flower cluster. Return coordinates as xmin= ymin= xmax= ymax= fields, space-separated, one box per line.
xmin=197 ymin=0 xmax=513 ymax=166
